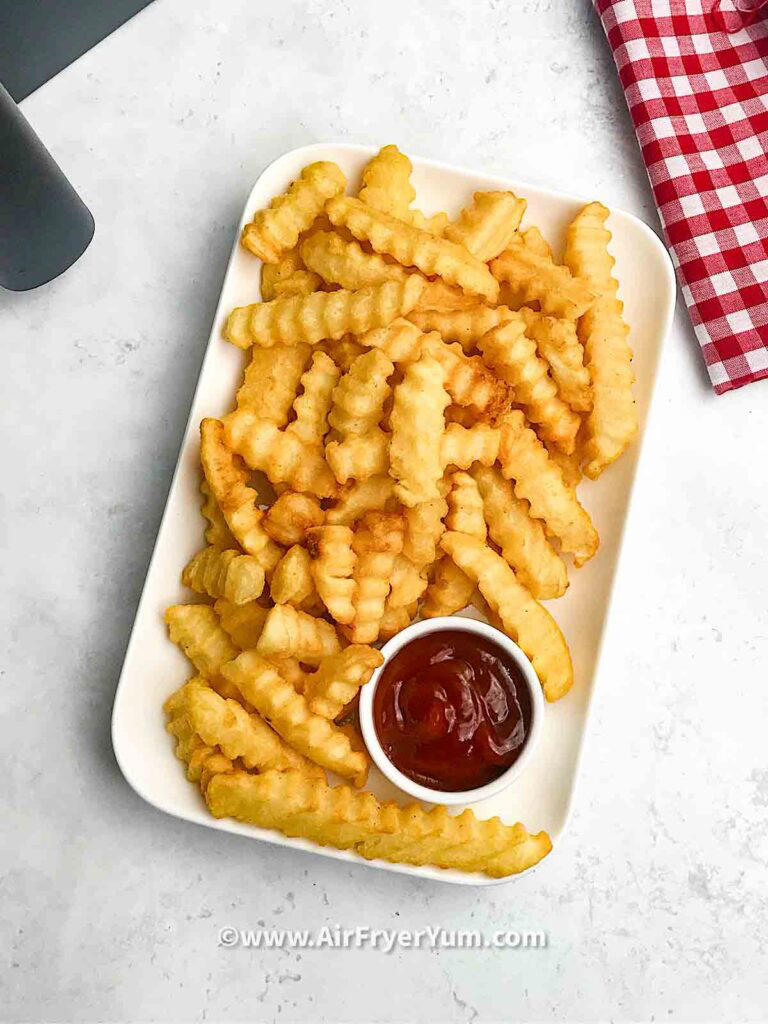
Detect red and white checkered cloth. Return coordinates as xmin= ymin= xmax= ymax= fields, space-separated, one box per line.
xmin=595 ymin=0 xmax=768 ymax=394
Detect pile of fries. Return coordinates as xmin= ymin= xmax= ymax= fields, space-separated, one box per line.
xmin=163 ymin=145 xmax=637 ymax=878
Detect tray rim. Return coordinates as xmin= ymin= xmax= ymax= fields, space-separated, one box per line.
xmin=111 ymin=141 xmax=677 ymax=887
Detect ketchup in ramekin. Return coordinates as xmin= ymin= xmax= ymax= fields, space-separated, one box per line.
xmin=372 ymin=628 xmax=533 ymax=792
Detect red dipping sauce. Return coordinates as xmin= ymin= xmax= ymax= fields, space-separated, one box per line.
xmin=372 ymin=629 xmax=533 ymax=792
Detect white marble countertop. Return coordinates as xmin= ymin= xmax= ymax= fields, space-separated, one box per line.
xmin=3 ymin=1 xmax=768 ymax=1021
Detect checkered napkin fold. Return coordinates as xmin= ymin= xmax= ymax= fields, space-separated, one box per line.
xmin=595 ymin=0 xmax=768 ymax=394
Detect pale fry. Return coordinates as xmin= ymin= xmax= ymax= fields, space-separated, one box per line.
xmin=301 ymin=646 xmax=384 ymax=720
xmin=348 ymin=512 xmax=404 ymax=644
xmin=242 ymin=161 xmax=346 ymax=263
xmin=182 ymin=546 xmax=266 ymax=605
xmin=325 ymin=476 xmax=397 ymax=526
xmin=479 ymin=320 xmax=581 ymax=453
xmin=263 ymin=491 xmax=324 ymax=546
xmin=307 ymin=525 xmax=357 ymax=625
xmin=422 ymin=556 xmax=475 ymax=618
xmin=200 ymin=419 xmax=283 ymax=569
xmin=389 ymin=354 xmax=449 ymax=507
xmin=402 ymin=495 xmax=448 ymax=571
xmin=412 ymin=279 xmax=480 ymax=311
xmin=255 ymin=604 xmax=341 ymax=664
xmin=445 ymin=471 xmax=486 ymax=539
xmin=388 ymin=555 xmax=428 ymax=609
xmin=200 ymin=479 xmax=238 ymax=550
xmin=272 ymin=269 xmax=323 ymax=298
xmin=444 ymin=190 xmax=526 ymax=261
xmin=270 ymin=545 xmax=319 ymax=610
xmin=326 ymin=195 xmax=499 ymax=302
xmin=491 ymin=236 xmax=594 ymax=320
xmin=440 ymin=422 xmax=500 ymax=469
xmin=378 ymin=603 xmax=416 ymax=641
xmin=498 ymin=411 xmax=598 ymax=566
xmin=441 ymin=532 xmax=573 ymax=701
xmin=286 ymin=351 xmax=341 ymax=446
xmin=222 ymin=652 xmax=369 ymax=786
xmin=325 ymin=429 xmax=390 ymax=485
xmin=409 ymin=209 xmax=450 ymax=236
xmin=236 ymin=344 xmax=312 ymax=425
xmin=358 ymin=144 xmax=416 ymax=219
xmin=301 ymin=230 xmax=407 ymax=290
xmin=357 ymin=318 xmax=424 ymax=363
xmin=223 ymin=411 xmax=337 ymax=498
xmin=472 ymin=465 xmax=568 ymax=600
xmin=519 ymin=307 xmax=592 ymax=414
xmin=225 ymin=278 xmax=425 ymax=349
xmin=564 ymin=201 xmax=637 ymax=479
xmin=165 ymin=604 xmax=242 ymax=702
xmin=329 ymin=349 xmax=394 ymax=437
xmin=165 ymin=694 xmax=238 ymax=789
xmin=408 ymin=305 xmax=515 ymax=353
xmin=261 ymin=249 xmax=304 ymax=301
xmin=214 ymin=598 xmax=269 ymax=650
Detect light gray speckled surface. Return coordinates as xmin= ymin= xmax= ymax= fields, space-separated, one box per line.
xmin=2 ymin=2 xmax=768 ymax=1021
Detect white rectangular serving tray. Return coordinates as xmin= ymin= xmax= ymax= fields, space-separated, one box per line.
xmin=112 ymin=143 xmax=676 ymax=885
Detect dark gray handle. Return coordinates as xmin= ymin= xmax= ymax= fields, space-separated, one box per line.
xmin=0 ymin=80 xmax=94 ymax=291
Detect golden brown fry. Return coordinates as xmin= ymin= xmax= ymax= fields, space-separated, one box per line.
xmin=390 ymin=354 xmax=448 ymax=507
xmin=207 ymin=770 xmax=551 ymax=876
xmin=498 ymin=411 xmax=598 ymax=566
xmin=387 ymin=555 xmax=428 ymax=609
xmin=225 ymin=277 xmax=425 ymax=349
xmin=440 ymin=422 xmax=500 ymax=469
xmin=377 ymin=602 xmax=416 ymax=641
xmin=261 ymin=249 xmax=304 ymax=301
xmin=325 ymin=476 xmax=397 ymax=527
xmin=270 ymin=545 xmax=319 ymax=610
xmin=182 ymin=546 xmax=266 ymax=605
xmin=422 ymin=333 xmax=511 ymax=420
xmin=301 ymin=645 xmax=384 ymax=720
xmin=519 ymin=307 xmax=592 ymax=414
xmin=348 ymin=512 xmax=404 ymax=644
xmin=412 ymin=279 xmax=480 ymax=312
xmin=409 ymin=209 xmax=450 ymax=236
xmin=317 ymin=335 xmax=367 ymax=373
xmin=301 ymin=230 xmax=407 ymax=290
xmin=422 ymin=556 xmax=475 ymax=617
xmin=263 ymin=491 xmax=324 ymax=546
xmin=521 ymin=226 xmax=553 ymax=259
xmin=545 ymin=442 xmax=583 ymax=489
xmin=564 ymin=201 xmax=637 ymax=479
xmin=214 ymin=598 xmax=269 ymax=650
xmin=200 ymin=419 xmax=283 ymax=569
xmin=242 ymin=161 xmax=346 ymax=263
xmin=444 ymin=190 xmax=526 ymax=261
xmin=479 ymin=320 xmax=581 ymax=453
xmin=408 ymin=305 xmax=515 ymax=353
xmin=325 ymin=429 xmax=390 ymax=486
xmin=255 ymin=604 xmax=341 ymax=664
xmin=445 ymin=471 xmax=486 ymax=539
xmin=307 ymin=525 xmax=356 ymax=625
xmin=184 ymin=678 xmax=323 ymax=777
xmin=472 ymin=464 xmax=568 ymax=600
xmin=357 ymin=318 xmax=424 ymax=363
xmin=165 ymin=694 xmax=238 ymax=789
xmin=358 ymin=144 xmax=416 ymax=219
xmin=200 ymin=479 xmax=238 ymax=550
xmin=402 ymin=495 xmax=448 ymax=571
xmin=441 ymin=532 xmax=573 ymax=701
xmin=326 ymin=196 xmax=499 ymax=302
xmin=491 ymin=236 xmax=594 ymax=320
xmin=223 ymin=411 xmax=337 ymax=498
xmin=286 ymin=350 xmax=341 ymax=446
xmin=165 ymin=604 xmax=242 ymax=702
xmin=235 ymin=344 xmax=312 ymax=425
xmin=272 ymin=269 xmax=323 ymax=297
xmin=222 ymin=653 xmax=369 ymax=786
xmin=328 ymin=349 xmax=394 ymax=438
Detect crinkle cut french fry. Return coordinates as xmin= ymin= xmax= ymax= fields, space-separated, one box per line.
xmin=422 ymin=556 xmax=475 ymax=617
xmin=445 ymin=471 xmax=486 ymax=539
xmin=286 ymin=350 xmax=341 ymax=447
xmin=325 ymin=475 xmax=397 ymax=527
xmin=409 ymin=209 xmax=450 ymax=236
xmin=325 ymin=429 xmax=390 ymax=486
xmin=440 ymin=423 xmax=500 ymax=470
xmin=223 ymin=410 xmax=337 ymax=498
xmin=440 ymin=532 xmax=573 ymax=701
xmin=387 ymin=555 xmax=428 ymax=609
xmin=301 ymin=645 xmax=384 ymax=720
xmin=490 ymin=237 xmax=594 ymax=320
xmin=358 ymin=144 xmax=416 ymax=219
xmin=165 ymin=604 xmax=243 ymax=702
xmin=347 ymin=512 xmax=404 ymax=644
xmin=200 ymin=479 xmax=238 ymax=550
xmin=318 ymin=335 xmax=367 ymax=373
xmin=326 ymin=196 xmax=499 ymax=302
xmin=545 ymin=442 xmax=583 ymax=489
xmin=444 ymin=190 xmax=526 ymax=262
xmin=472 ymin=464 xmax=568 ymax=600
xmin=235 ymin=344 xmax=312 ymax=425
xmin=263 ymin=491 xmax=325 ymax=546
xmin=255 ymin=604 xmax=341 ymax=665
xmin=307 ymin=525 xmax=357 ymax=625
xmin=222 ymin=652 xmax=369 ymax=786
xmin=412 ymin=279 xmax=480 ymax=312
xmin=214 ymin=599 xmax=269 ymax=650
xmin=164 ymin=683 xmax=239 ymax=786
xmin=422 ymin=334 xmax=511 ymax=420
xmin=242 ymin=161 xmax=346 ymax=263
xmin=564 ymin=201 xmax=637 ymax=479
xmin=200 ymin=419 xmax=283 ymax=569
xmin=270 ymin=545 xmax=319 ymax=610
xmin=390 ymin=354 xmax=448 ymax=507
xmin=301 ymin=230 xmax=408 ymax=290
xmin=357 ymin=318 xmax=425 ymax=363
xmin=402 ymin=495 xmax=448 ymax=571
xmin=225 ymin=277 xmax=425 ymax=350
xmin=479 ymin=320 xmax=580 ymax=454
xmin=206 ymin=770 xmax=551 ymax=876
xmin=329 ymin=349 xmax=394 ymax=438
xmin=519 ymin=307 xmax=592 ymax=415
xmin=498 ymin=411 xmax=598 ymax=566
xmin=182 ymin=546 xmax=266 ymax=605
xmin=261 ymin=249 xmax=304 ymax=301
xmin=378 ymin=602 xmax=416 ymax=641
xmin=407 ymin=305 xmax=516 ymax=353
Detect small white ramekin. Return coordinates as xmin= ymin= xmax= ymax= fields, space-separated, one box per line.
xmin=358 ymin=616 xmax=544 ymax=806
